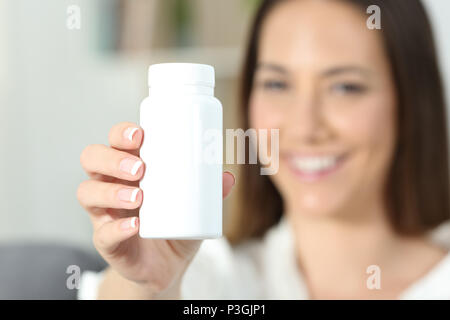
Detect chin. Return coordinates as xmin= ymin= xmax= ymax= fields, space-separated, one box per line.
xmin=287 ymin=188 xmax=352 ymax=218
xmin=272 ymin=167 xmax=358 ymax=218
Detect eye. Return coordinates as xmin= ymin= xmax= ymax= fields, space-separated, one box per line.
xmin=260 ymin=79 xmax=289 ymax=91
xmin=331 ymin=82 xmax=367 ymax=94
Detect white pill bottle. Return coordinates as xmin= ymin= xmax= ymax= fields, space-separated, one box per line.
xmin=139 ymin=63 xmax=223 ymax=239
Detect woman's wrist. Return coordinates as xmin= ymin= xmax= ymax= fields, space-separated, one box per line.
xmin=97 ymin=267 xmax=181 ymax=300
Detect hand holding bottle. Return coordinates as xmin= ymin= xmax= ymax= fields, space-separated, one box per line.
xmin=77 ymin=122 xmax=235 ymax=299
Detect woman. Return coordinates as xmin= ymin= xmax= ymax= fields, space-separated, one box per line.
xmin=77 ymin=0 xmax=450 ymax=299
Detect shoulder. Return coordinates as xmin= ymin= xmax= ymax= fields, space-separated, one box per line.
xmin=400 ymin=222 xmax=450 ymax=299
xmin=400 ymin=251 xmax=450 ymax=299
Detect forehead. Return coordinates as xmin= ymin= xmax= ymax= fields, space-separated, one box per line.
xmin=258 ymin=0 xmax=386 ymax=71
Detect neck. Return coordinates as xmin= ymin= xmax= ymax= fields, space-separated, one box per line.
xmin=285 ymin=194 xmax=404 ymax=298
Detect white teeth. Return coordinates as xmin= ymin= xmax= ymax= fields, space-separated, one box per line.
xmin=292 ymin=156 xmax=337 ymax=173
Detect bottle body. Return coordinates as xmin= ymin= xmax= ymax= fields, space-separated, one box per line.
xmin=139 ymin=91 xmax=223 ymax=239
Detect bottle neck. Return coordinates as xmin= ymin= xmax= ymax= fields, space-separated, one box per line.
xmin=149 ymin=84 xmax=214 ymax=96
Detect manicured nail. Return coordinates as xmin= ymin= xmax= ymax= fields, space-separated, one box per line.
xmin=117 ymin=188 xmax=140 ymax=203
xmin=120 ymin=217 xmax=138 ymax=230
xmin=124 ymin=127 xmax=139 ymax=142
xmin=226 ymin=171 xmax=236 ymax=186
xmin=119 ymin=158 xmax=143 ymax=175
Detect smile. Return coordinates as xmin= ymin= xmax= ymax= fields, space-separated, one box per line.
xmin=285 ymin=152 xmax=348 ymax=182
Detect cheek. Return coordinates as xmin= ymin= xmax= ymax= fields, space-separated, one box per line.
xmin=330 ymin=95 xmax=397 ymax=177
xmin=249 ymin=93 xmax=285 ymax=173
xmin=249 ymin=93 xmax=285 ymax=130
xmin=325 ymin=88 xmax=396 ymax=143
xmin=357 ymin=100 xmax=395 ymax=154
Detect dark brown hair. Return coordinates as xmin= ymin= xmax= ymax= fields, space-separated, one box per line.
xmin=224 ymin=0 xmax=450 ymax=246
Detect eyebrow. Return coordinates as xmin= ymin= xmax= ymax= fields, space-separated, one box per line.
xmin=255 ymin=62 xmax=288 ymax=74
xmin=255 ymin=62 xmax=372 ymax=77
xmin=319 ymin=66 xmax=372 ymax=78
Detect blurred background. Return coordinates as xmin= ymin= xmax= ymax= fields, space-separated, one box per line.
xmin=0 ymin=0 xmax=450 ymax=253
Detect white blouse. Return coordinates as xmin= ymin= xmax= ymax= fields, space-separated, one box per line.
xmin=78 ymin=216 xmax=450 ymax=300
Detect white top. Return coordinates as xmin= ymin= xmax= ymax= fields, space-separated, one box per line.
xmin=78 ymin=216 xmax=450 ymax=300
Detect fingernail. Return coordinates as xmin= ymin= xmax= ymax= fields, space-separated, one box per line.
xmin=226 ymin=171 xmax=236 ymax=186
xmin=120 ymin=217 xmax=138 ymax=230
xmin=119 ymin=158 xmax=143 ymax=175
xmin=117 ymin=188 xmax=140 ymax=203
xmin=124 ymin=127 xmax=139 ymax=142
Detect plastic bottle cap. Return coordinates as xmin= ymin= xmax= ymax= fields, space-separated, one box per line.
xmin=148 ymin=63 xmax=215 ymax=88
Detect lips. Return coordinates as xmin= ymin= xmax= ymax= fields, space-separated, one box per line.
xmin=284 ymin=152 xmax=348 ymax=182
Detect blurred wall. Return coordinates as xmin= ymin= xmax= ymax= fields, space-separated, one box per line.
xmin=0 ymin=0 xmax=144 ymax=249
xmin=0 ymin=0 xmax=449 ymax=251
xmin=423 ymin=0 xmax=450 ymax=112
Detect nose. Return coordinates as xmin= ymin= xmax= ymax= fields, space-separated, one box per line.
xmin=285 ymin=89 xmax=331 ymax=144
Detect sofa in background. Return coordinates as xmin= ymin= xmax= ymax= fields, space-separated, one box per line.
xmin=0 ymin=243 xmax=106 ymax=299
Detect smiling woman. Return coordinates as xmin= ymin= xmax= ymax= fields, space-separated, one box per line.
xmin=225 ymin=0 xmax=450 ymax=298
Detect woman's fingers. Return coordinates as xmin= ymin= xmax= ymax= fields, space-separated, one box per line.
xmin=80 ymin=144 xmax=145 ymax=181
xmin=223 ymin=171 xmax=236 ymax=198
xmin=77 ymin=180 xmax=143 ymax=210
xmin=78 ymin=171 xmax=234 ymax=215
xmin=108 ymin=122 xmax=143 ymax=154
xmin=82 ymin=171 xmax=235 ymax=256
xmin=93 ymin=216 xmax=139 ymax=255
